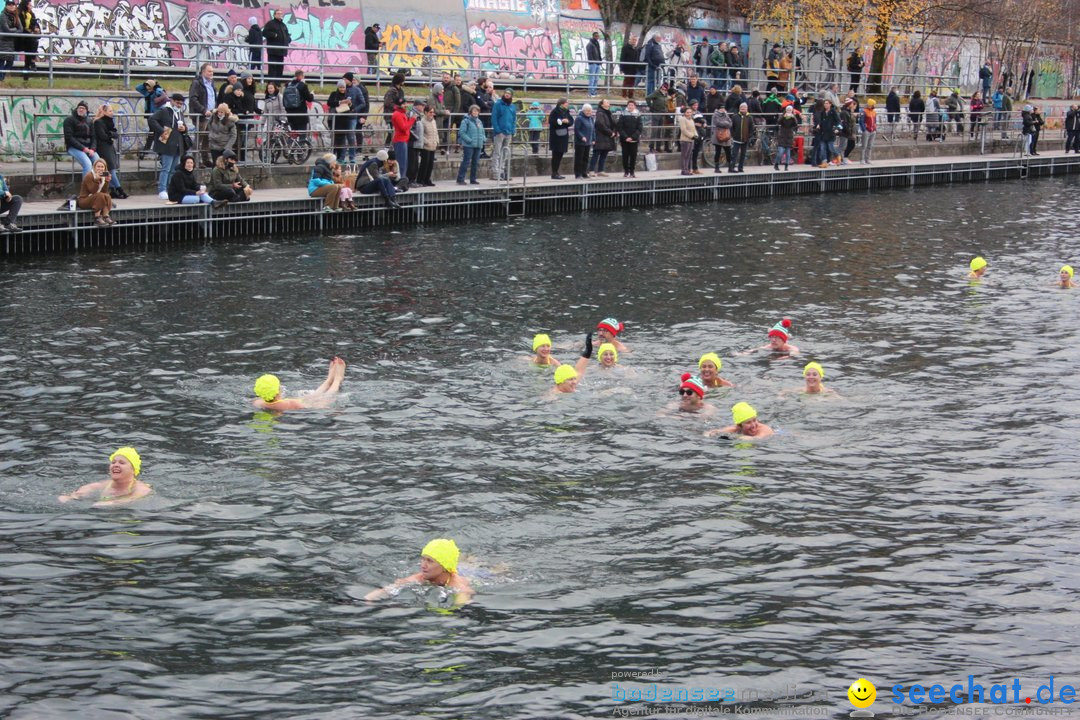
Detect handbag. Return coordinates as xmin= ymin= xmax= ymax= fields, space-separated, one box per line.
xmin=644 ymin=152 xmax=657 ymax=171
xmin=555 ymin=127 xmax=568 ymax=137
xmin=715 ymin=127 xmax=731 ymax=143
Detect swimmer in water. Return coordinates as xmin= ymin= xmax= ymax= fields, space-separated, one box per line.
xmin=968 ymin=256 xmax=987 ymax=280
xmin=801 ymin=361 xmax=833 ymax=394
xmin=1058 ymin=265 xmax=1074 ymax=289
xmin=59 ymin=447 xmax=152 ymax=507
xmin=530 ymin=333 xmax=561 ymax=367
xmin=698 ymin=352 xmax=735 ymax=388
xmin=596 ymin=317 xmax=629 ymax=353
xmin=706 ymin=401 xmax=775 ymax=439
xmin=597 ymin=342 xmax=619 ymax=369
xmin=253 ymin=357 xmax=346 ymax=411
xmin=364 ymin=538 xmax=475 ymax=605
xmin=676 ymin=373 xmax=714 ymax=415
xmin=742 ymin=318 xmax=799 ymax=356
xmin=552 ymin=334 xmax=593 ymax=393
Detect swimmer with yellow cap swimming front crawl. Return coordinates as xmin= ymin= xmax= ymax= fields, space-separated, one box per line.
xmin=698 ymin=352 xmax=735 ymax=388
xmin=705 ymin=402 xmax=774 ymax=439
xmin=529 ymin=333 xmax=561 ymax=368
xmin=59 ymin=447 xmax=153 ymax=507
xmin=551 ymin=334 xmax=594 ymax=394
xmin=253 ymin=357 xmax=346 ymax=411
xmin=968 ymin=256 xmax=987 ymax=280
xmin=364 ymin=538 xmax=475 ymax=605
xmin=1058 ymin=265 xmax=1074 ymax=289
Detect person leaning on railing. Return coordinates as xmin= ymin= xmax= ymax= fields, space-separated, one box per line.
xmin=207 ymin=103 xmax=238 ymax=164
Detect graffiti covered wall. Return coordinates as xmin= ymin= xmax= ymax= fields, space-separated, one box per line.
xmin=466 ymin=0 xmax=564 ymax=77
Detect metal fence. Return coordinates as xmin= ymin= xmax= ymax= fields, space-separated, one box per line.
xmin=0 ymin=30 xmax=964 ymax=96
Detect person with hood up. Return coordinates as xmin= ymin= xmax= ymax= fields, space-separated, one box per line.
xmin=245 ymin=16 xmax=263 ymax=71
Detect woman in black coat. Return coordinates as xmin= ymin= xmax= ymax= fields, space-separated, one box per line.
xmin=588 ymin=99 xmax=617 ymax=176
xmin=616 ymin=100 xmax=643 ymax=177
xmin=92 ymin=104 xmax=128 ymax=198
xmin=908 ymin=90 xmax=925 ymax=141
xmin=548 ymin=98 xmax=572 ymax=179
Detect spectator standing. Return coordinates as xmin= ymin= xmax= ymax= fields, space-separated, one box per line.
xmin=859 ymin=98 xmax=877 ymax=164
xmin=885 ymin=87 xmax=900 ymax=136
xmin=262 ymin=9 xmax=291 ymax=82
xmin=1029 ymin=105 xmax=1044 ymax=155
xmin=283 ymin=69 xmax=314 ymax=133
xmin=589 ymin=98 xmax=616 ymax=176
xmin=946 ymin=91 xmax=964 ymax=136
xmin=1066 ymin=104 xmax=1080 ymax=153
xmin=63 ymin=100 xmax=97 ymax=175
xmin=765 ymin=43 xmax=782 ymax=91
xmin=406 ymin=99 xmax=425 ymax=183
xmin=814 ymin=99 xmax=840 ymax=167
xmin=548 ymin=97 xmax=571 ymax=179
xmin=262 ymin=81 xmax=283 ymax=134
xmin=428 ymin=81 xmax=450 ymax=152
xmin=710 ymin=107 xmax=732 ymax=172
xmin=327 ymin=80 xmax=352 ymax=163
xmin=136 ymin=78 xmax=167 ymax=152
xmin=1000 ymin=87 xmax=1013 ymax=139
xmin=490 ymin=88 xmax=517 ymax=181
xmin=16 ymin=0 xmax=38 ymax=82
xmin=1020 ymin=104 xmax=1034 ymax=155
xmin=727 ymin=45 xmax=744 ymax=87
xmin=685 ymin=74 xmax=704 ymax=110
xmin=968 ymin=91 xmax=985 ymax=139
xmin=188 ymin=63 xmax=216 ymax=167
xmin=217 ymin=69 xmax=242 ymax=114
xmin=364 ymin=24 xmax=381 ymax=75
xmin=616 ymin=100 xmax=642 ymax=177
xmin=619 ymin=35 xmax=639 ymax=99
xmin=644 ymin=35 xmax=664 ymax=97
xmin=691 ymin=106 xmax=705 ymax=173
xmin=382 ymin=72 xmax=405 ymax=144
xmin=979 ymin=61 xmax=992 ymax=99
xmin=207 ymin=102 xmax=238 ymax=164
xmin=645 ymin=81 xmax=669 ymax=152
xmin=907 ymin=90 xmax=924 ymax=141
xmin=92 ymin=103 xmax=126 ymax=198
xmin=457 ymin=78 xmax=475 ymax=147
xmin=586 ymin=32 xmax=602 ymax=97
xmin=525 ymin=100 xmax=544 ymax=154
xmin=774 ymin=105 xmax=797 ymax=170
xmin=0 ymin=168 xmax=23 ymax=232
xmin=390 ymin=98 xmax=414 ymax=180
xmin=245 ymin=16 xmax=263 ymax=72
xmin=416 ymin=106 xmax=439 ymax=186
xmin=573 ymin=104 xmax=595 ymax=179
xmin=728 ymin=102 xmax=754 ymax=172
xmin=676 ymin=106 xmax=695 ymax=175
xmin=344 ymin=72 xmax=368 ymax=163
xmin=847 ymin=49 xmax=864 ymax=92
xmin=456 ymin=104 xmax=484 ymax=184
xmin=839 ymin=98 xmax=857 ymax=163
xmin=149 ymin=93 xmax=188 ymax=200
xmin=442 ymin=72 xmax=460 ymax=152
xmin=233 ymin=72 xmax=257 ymax=160
xmin=475 ymin=79 xmax=495 ymax=158
xmin=0 ymin=0 xmax=18 ymax=82
xmin=693 ymin=37 xmax=710 ymax=78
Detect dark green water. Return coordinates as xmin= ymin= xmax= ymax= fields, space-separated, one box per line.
xmin=2 ymin=177 xmax=1079 ymax=719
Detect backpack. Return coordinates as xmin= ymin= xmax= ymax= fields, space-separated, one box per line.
xmin=283 ymin=82 xmax=302 ymax=110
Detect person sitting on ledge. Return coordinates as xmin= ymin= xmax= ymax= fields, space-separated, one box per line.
xmin=208 ymin=149 xmax=252 ymax=203
xmin=355 ymin=149 xmax=401 ymax=209
xmin=78 ymin=157 xmax=115 ymax=227
xmin=168 ymin=155 xmax=222 ymax=206
xmin=309 ymin=153 xmax=355 ymax=211
xmin=0 ymin=169 xmax=24 ymax=232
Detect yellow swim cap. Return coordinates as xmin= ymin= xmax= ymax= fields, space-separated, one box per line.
xmin=421 ymin=538 xmax=460 ymax=573
xmin=698 ymin=352 xmax=722 ymax=371
xmin=970 ymin=256 xmax=987 ymax=272
xmin=597 ymin=343 xmax=618 ymax=364
xmin=532 ymin=333 xmax=552 ymax=352
xmin=803 ymin=361 xmax=824 ymax=379
xmin=731 ymin=402 xmax=757 ymax=426
xmin=553 ymin=365 xmax=578 ymax=385
xmin=1061 ymin=265 xmax=1074 ymax=278
xmin=254 ymin=374 xmax=280 ymax=402
xmin=109 ymin=446 xmax=142 ymax=476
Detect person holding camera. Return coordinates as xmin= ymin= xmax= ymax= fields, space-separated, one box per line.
xmin=208 ymin=149 xmax=252 ymax=202
xmin=77 ymin=157 xmax=115 ymax=227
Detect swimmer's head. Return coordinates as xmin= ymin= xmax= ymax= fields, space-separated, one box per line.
xmin=596 ymin=317 xmax=624 ymax=343
xmin=731 ymin=401 xmax=757 ymax=427
xmin=1060 ymin=265 xmax=1074 ymax=282
xmin=803 ymin=361 xmax=824 ymax=388
xmin=109 ymin=446 xmax=142 ymax=477
xmin=597 ymin=343 xmax=618 ymax=366
xmin=970 ymin=256 xmax=987 ymax=274
xmin=254 ymin=374 xmax=281 ymax=402
xmin=532 ymin=333 xmax=552 ymax=353
xmin=768 ymin=317 xmax=792 ymax=345
xmin=421 ymin=538 xmax=460 ymax=574
xmin=554 ymin=364 xmax=579 ymax=389
xmin=698 ymin=352 xmax=722 ymax=379
xmin=679 ymin=373 xmax=705 ymax=406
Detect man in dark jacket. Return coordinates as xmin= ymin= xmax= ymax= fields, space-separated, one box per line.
xmin=619 ymin=35 xmax=639 ymax=99
xmin=63 ymin=100 xmax=97 ymax=175
xmin=1066 ymin=104 xmax=1080 ymax=153
xmin=979 ymin=61 xmax=992 ymax=98
xmin=847 ymin=49 xmax=864 ymax=92
xmin=344 ymin=72 xmax=369 ymax=163
xmin=284 ymin=69 xmax=314 ymax=132
xmin=262 ymin=9 xmax=291 ymax=82
xmin=644 ymin=35 xmax=664 ymax=97
xmin=885 ymin=87 xmax=901 ymax=134
xmin=364 ymin=24 xmax=381 ymax=75
xmin=728 ymin=102 xmax=755 ymax=172
xmin=148 ymin=93 xmax=189 ymax=199
xmin=723 ymin=85 xmax=745 ymax=113
xmin=245 ymin=16 xmax=263 ymax=71
xmin=705 ymin=86 xmax=723 ymax=114
xmin=586 ymin=32 xmax=602 ymax=97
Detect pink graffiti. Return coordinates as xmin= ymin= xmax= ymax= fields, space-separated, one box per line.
xmin=470 ymin=19 xmax=561 ymax=77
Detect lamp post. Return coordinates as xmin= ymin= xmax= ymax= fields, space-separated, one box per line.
xmin=792 ymin=0 xmax=801 ymax=93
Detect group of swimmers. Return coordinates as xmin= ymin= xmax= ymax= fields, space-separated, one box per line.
xmin=54 ymin=256 xmax=1075 ymax=604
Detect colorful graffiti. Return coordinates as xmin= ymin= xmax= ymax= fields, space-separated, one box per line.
xmin=0 ymin=95 xmax=145 ymax=157
xmin=379 ymin=23 xmax=469 ymax=72
xmin=36 ymin=0 xmax=170 ymax=64
xmin=468 ymin=19 xmax=562 ymax=77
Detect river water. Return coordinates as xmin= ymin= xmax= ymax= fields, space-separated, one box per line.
xmin=2 ymin=176 xmax=1079 ymax=719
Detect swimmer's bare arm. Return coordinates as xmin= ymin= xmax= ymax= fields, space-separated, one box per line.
xmin=705 ymin=425 xmax=738 ymax=437
xmin=58 ymin=480 xmax=107 ymax=503
xmin=93 ymin=483 xmax=153 ymax=507
xmin=613 ymin=339 xmax=629 ymax=352
xmin=364 ymin=572 xmax=424 ymax=601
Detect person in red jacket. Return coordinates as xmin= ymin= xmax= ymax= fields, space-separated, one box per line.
xmin=390 ymin=97 xmax=415 ymax=180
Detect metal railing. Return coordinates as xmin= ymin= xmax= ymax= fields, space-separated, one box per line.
xmin=0 ymin=30 xmax=966 ymax=97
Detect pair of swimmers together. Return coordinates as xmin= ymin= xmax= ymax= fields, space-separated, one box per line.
xmin=701 ymin=361 xmax=829 ymax=440
xmin=968 ymin=257 xmax=1075 ymax=288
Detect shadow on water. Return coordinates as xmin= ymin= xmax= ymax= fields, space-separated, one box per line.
xmin=1 ymin=177 xmax=1079 ymax=718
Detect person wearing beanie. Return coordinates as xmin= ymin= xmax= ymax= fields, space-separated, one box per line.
xmin=364 ymin=538 xmax=475 ymax=605
xmin=530 ymin=333 xmax=561 ymax=367
xmin=595 ymin=317 xmax=628 ymax=352
xmin=698 ymin=352 xmax=734 ymax=388
xmin=1059 ymin=265 xmax=1074 ymax=289
xmin=707 ymin=401 xmax=774 ymax=438
xmin=743 ymin=318 xmax=799 ymax=356
xmin=675 ymin=373 xmax=713 ymax=414
xmin=58 ymin=447 xmax=153 ymax=506
xmin=245 ymin=16 xmax=264 ymax=71
xmin=551 ymin=334 xmax=595 ymax=394
xmin=252 ymin=357 xmax=347 ymax=411
xmin=968 ymin=256 xmax=987 ymax=280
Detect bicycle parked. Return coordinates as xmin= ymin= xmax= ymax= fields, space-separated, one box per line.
xmin=257 ymin=117 xmax=313 ymax=165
